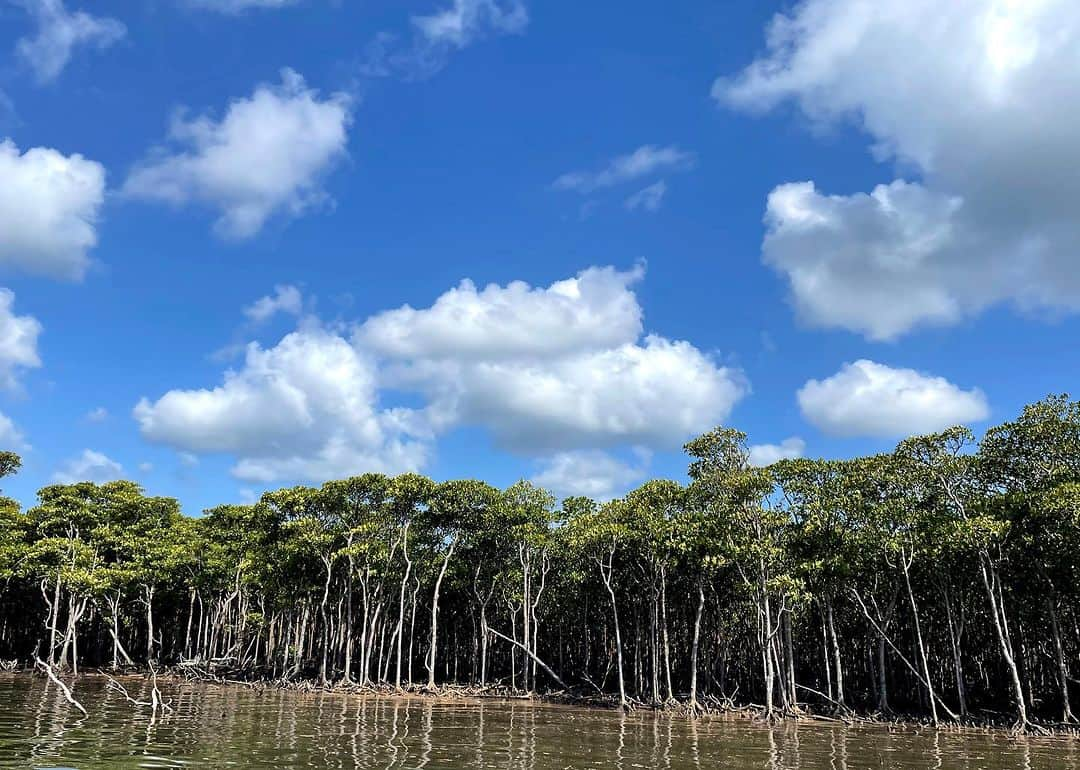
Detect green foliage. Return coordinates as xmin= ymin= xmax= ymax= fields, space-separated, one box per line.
xmin=3 ymin=398 xmax=1080 ymax=724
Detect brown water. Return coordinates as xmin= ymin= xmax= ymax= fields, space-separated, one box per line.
xmin=1 ymin=674 xmax=1078 ymax=769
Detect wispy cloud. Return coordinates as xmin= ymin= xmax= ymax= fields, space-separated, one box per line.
xmin=362 ymin=0 xmax=528 ymax=80
xmin=14 ymin=0 xmax=125 ymax=84
xmin=624 ymin=180 xmax=667 ymax=212
xmin=554 ymin=145 xmax=694 ymax=194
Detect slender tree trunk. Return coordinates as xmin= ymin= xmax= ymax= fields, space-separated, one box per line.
xmin=184 ymin=587 xmax=196 ymax=660
xmin=689 ymin=579 xmax=705 ymax=711
xmin=344 ymin=552 xmax=355 ymax=682
xmin=902 ymin=554 xmax=938 ymax=725
xmin=395 ymin=522 xmax=412 ymax=689
xmin=660 ymin=566 xmax=673 ymax=703
xmin=599 ymin=545 xmax=626 ymax=709
xmin=826 ymin=596 xmax=845 ymax=710
xmin=760 ymin=577 xmax=775 ymax=718
xmin=143 ymin=584 xmax=156 ymax=662
xmin=782 ymin=605 xmax=797 ymax=709
xmin=319 ymin=555 xmax=333 ymax=685
xmin=979 ymin=554 xmax=1029 ymax=727
xmin=426 ymin=535 xmax=458 ymax=689
xmin=943 ymin=585 xmax=968 ymax=718
xmin=1048 ymin=595 xmax=1075 ymax=723
xmin=48 ymin=573 xmax=62 ymax=667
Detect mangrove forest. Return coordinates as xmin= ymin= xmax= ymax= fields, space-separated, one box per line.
xmin=4 ymin=395 xmax=1080 ymax=732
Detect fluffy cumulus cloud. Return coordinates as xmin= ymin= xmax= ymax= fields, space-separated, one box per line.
xmin=52 ymin=449 xmax=124 ymax=484
xmin=244 ymin=284 xmax=303 ymax=323
xmin=797 ymin=360 xmax=989 ymax=438
xmin=554 ymin=145 xmax=695 ymax=194
xmin=137 ymin=265 xmax=746 ymax=485
xmin=360 ymin=264 xmax=747 ymax=453
xmin=531 ymin=450 xmax=648 ymax=501
xmin=748 ymin=437 xmax=805 ymax=467
xmin=135 ymin=326 xmax=430 ymax=483
xmin=718 ymin=0 xmax=1080 ymax=339
xmin=14 ymin=0 xmax=125 ymax=83
xmin=124 ymin=69 xmax=351 ymax=239
xmin=358 ymin=264 xmax=644 ymax=361
xmin=0 ymin=289 xmax=42 ymax=390
xmin=414 ymin=337 xmax=742 ymax=452
xmin=0 ymin=140 xmax=105 ymax=280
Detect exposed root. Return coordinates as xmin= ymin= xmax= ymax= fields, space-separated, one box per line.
xmin=34 ymin=657 xmax=87 ymax=717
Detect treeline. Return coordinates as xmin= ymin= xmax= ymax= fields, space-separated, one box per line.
xmin=2 ymin=396 xmax=1080 ymax=730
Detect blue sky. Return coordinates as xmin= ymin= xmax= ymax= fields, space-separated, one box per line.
xmin=0 ymin=0 xmax=1077 ymax=513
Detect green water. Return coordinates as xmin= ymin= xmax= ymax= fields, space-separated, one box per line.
xmin=1 ymin=674 xmax=1078 ymax=769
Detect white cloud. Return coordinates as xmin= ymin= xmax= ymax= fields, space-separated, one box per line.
xmin=761 ymin=180 xmax=967 ymax=340
xmin=361 ymin=264 xmax=747 ymax=453
xmin=749 ymin=437 xmax=806 ymax=467
xmin=412 ymin=0 xmax=528 ymax=48
xmin=85 ymin=406 xmax=107 ymax=422
xmin=137 ymin=264 xmax=746 ymax=483
xmin=135 ymin=325 xmax=430 ymax=483
xmin=357 ymin=264 xmax=644 ymax=361
xmin=244 ymin=284 xmax=303 ymax=323
xmin=362 ymin=0 xmax=528 ymax=80
xmin=0 ymin=140 xmax=105 ymax=280
xmin=554 ymin=145 xmax=695 ymax=194
xmin=0 ymin=412 xmax=27 ymax=450
xmin=625 ymin=181 xmax=667 ymax=213
xmin=14 ymin=0 xmax=125 ymax=83
xmin=52 ymin=449 xmax=124 ymax=484
xmin=531 ymin=450 xmax=647 ymax=501
xmin=718 ymin=0 xmax=1080 ymax=339
xmin=797 ymin=360 xmax=989 ymax=438
xmin=124 ymin=69 xmax=351 ymax=239
xmin=187 ymin=0 xmax=299 ymax=12
xmin=417 ymin=337 xmax=744 ymax=452
xmin=137 ymin=461 xmax=153 ymax=473
xmin=0 ymin=289 xmax=42 ymax=391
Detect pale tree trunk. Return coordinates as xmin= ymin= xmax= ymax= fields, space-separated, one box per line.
xmin=979 ymin=553 xmax=1030 ymax=727
xmin=901 ymin=551 xmax=938 ymax=725
xmin=529 ymin=551 xmax=549 ymax=690
xmin=184 ymin=587 xmax=197 ymax=660
xmin=1047 ymin=594 xmax=1075 ymax=723
xmin=426 ymin=535 xmax=458 ymax=689
xmin=318 ymin=555 xmax=334 ymax=684
xmin=519 ymin=543 xmax=531 ymax=692
xmin=689 ymin=579 xmax=705 ymax=710
xmin=940 ymin=475 xmax=1030 ymax=728
xmin=473 ymin=565 xmax=495 ymax=686
xmin=598 ymin=543 xmax=626 ymax=709
xmin=660 ymin=566 xmax=673 ymax=702
xmin=782 ymin=605 xmax=797 ymax=709
xmin=394 ymin=521 xmax=412 ymax=689
xmin=942 ymin=584 xmax=968 ymax=718
xmin=108 ymin=591 xmax=134 ymax=669
xmin=143 ymin=584 xmax=156 ymax=662
xmin=344 ymin=548 xmax=355 ymax=682
xmin=826 ymin=596 xmax=845 ymax=710
xmin=759 ymin=565 xmax=775 ymax=719
xmin=409 ymin=576 xmax=420 ymax=685
xmin=47 ymin=573 xmax=62 ymax=667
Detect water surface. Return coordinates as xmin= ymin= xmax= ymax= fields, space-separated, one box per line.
xmin=0 ymin=674 xmax=1077 ymax=769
